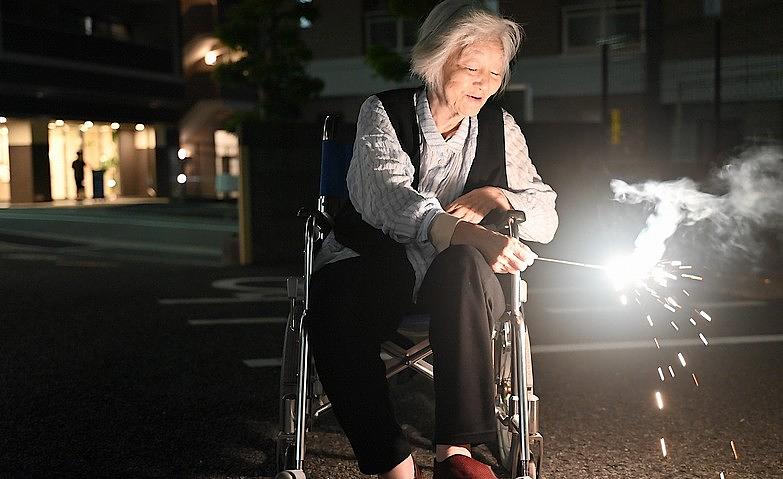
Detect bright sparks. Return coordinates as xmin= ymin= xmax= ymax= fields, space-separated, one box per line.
xmin=620 ymin=294 xmax=628 ymax=305
xmin=655 ymin=391 xmax=664 ymax=409
xmin=682 ymin=273 xmax=703 ymax=281
xmin=668 ymin=365 xmax=676 ymax=378
xmin=660 ymin=438 xmax=668 ymax=457
xmin=699 ymin=310 xmax=712 ymax=322
xmin=664 ymin=303 xmax=677 ymax=313
xmin=699 ymin=333 xmax=709 ymax=346
xmin=692 ymin=373 xmax=700 ymax=387
xmin=647 ymin=315 xmax=654 ymax=327
xmin=730 ymin=441 xmax=739 ymax=460
xmin=658 ymin=367 xmax=665 ymax=381
xmin=670 ymin=321 xmax=679 ymax=332
xmin=678 ymin=352 xmax=687 ymax=367
xmin=689 ymin=317 xmax=697 ymax=326
xmin=654 ymin=338 xmax=661 ymax=349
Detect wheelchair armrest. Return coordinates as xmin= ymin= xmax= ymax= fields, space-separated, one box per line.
xmin=297 ymin=207 xmax=333 ymax=232
xmin=480 ymin=208 xmax=526 ymax=237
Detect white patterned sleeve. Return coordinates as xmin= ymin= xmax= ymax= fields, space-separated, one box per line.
xmin=498 ymin=110 xmax=559 ymax=243
xmin=346 ymin=96 xmax=443 ymax=245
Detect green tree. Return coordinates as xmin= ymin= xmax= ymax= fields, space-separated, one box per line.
xmin=214 ymin=0 xmax=324 ymax=122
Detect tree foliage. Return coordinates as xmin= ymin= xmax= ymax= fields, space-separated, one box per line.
xmin=214 ymin=0 xmax=324 ymax=122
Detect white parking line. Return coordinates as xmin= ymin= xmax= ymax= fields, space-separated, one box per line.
xmin=243 ymin=358 xmax=282 ymax=368
xmin=188 ymin=317 xmax=286 ymax=326
xmin=545 ymin=299 xmax=768 ymax=315
xmin=158 ymin=295 xmax=286 ymax=304
xmin=531 ymin=334 xmax=783 ymax=354
xmin=241 ymin=334 xmax=783 ymax=368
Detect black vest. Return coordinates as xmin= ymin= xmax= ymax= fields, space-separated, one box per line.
xmin=333 ymin=87 xmax=508 ymax=257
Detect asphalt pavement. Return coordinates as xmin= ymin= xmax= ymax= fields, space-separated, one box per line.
xmin=0 ymin=202 xmax=781 ymax=478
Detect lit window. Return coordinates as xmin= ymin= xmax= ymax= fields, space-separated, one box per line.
xmin=562 ymin=2 xmax=644 ymax=54
xmin=364 ymin=3 xmax=418 ymax=53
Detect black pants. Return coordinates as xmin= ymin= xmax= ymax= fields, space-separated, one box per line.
xmin=307 ymin=245 xmax=506 ymax=475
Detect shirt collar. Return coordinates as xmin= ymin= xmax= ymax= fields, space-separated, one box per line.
xmin=416 ymin=89 xmax=470 ymax=153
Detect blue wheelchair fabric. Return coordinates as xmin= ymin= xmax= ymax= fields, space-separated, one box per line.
xmin=320 ymin=140 xmax=353 ymax=199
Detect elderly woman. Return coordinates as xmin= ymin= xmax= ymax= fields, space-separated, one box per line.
xmin=307 ymin=1 xmax=558 ymax=478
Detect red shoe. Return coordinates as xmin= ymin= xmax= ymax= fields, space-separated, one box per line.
xmin=433 ymin=455 xmax=498 ymax=479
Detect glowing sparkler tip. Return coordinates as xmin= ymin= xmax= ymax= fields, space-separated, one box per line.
xmin=655 ymin=391 xmax=664 ymax=410
xmin=660 ymin=437 xmax=668 ymax=457
xmin=677 ymin=352 xmax=687 ymax=367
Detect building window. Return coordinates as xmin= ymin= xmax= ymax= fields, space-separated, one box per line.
xmin=364 ymin=2 xmax=418 ymax=53
xmin=562 ymin=1 xmax=645 ymax=54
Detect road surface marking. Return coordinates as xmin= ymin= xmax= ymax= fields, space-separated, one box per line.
xmin=212 ymin=276 xmax=289 ymax=292
xmin=159 ymin=295 xmax=286 ymax=304
xmin=0 ymin=212 xmax=236 ymax=232
xmin=188 ymin=317 xmax=286 ymax=326
xmin=531 ymin=334 xmax=783 ymax=354
xmin=243 ymin=358 xmax=282 ymax=368
xmin=545 ymin=300 xmax=768 ymax=315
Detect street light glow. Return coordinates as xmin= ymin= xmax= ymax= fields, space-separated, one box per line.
xmin=177 ymin=174 xmax=187 ymax=184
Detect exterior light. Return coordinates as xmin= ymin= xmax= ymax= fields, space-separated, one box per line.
xmin=0 ymin=116 xmax=6 ymax=123
xmin=177 ymin=148 xmax=190 ymax=160
xmin=83 ymin=120 xmax=94 ymax=128
xmin=107 ymin=179 xmax=117 ymax=188
xmin=176 ymin=174 xmax=187 ymax=184
xmin=135 ymin=123 xmax=145 ymax=131
xmin=110 ymin=122 xmax=120 ymax=130
xmin=55 ymin=119 xmax=64 ymax=127
xmin=204 ymin=51 xmax=218 ymax=65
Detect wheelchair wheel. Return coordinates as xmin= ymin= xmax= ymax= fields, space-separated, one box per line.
xmin=492 ymin=320 xmax=539 ymax=478
xmin=277 ymin=297 xmax=304 ymax=472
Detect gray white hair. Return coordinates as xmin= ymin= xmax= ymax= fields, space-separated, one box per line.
xmin=411 ymin=0 xmax=523 ymax=95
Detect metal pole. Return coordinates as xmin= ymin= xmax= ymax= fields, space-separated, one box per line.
xmin=713 ymin=17 xmax=721 ymax=161
xmin=601 ymin=42 xmax=609 ymax=129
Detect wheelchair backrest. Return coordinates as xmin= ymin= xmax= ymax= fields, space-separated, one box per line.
xmin=319 ymin=115 xmax=357 ymax=201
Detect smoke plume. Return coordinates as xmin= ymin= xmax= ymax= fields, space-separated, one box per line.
xmin=610 ymin=146 xmax=783 ymax=268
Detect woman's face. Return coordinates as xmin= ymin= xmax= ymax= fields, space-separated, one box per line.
xmin=440 ymin=40 xmax=506 ymax=118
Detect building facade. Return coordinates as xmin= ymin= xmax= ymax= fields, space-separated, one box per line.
xmin=0 ymin=0 xmax=182 ymax=203
xmin=300 ymin=0 xmax=783 ymax=166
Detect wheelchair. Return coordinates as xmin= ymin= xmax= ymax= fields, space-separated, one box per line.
xmin=275 ymin=116 xmax=543 ymax=479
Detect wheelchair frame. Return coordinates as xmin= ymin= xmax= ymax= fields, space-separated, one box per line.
xmin=275 ymin=116 xmax=542 ymax=479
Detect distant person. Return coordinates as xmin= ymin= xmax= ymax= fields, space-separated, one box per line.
xmin=72 ymin=151 xmax=86 ymax=200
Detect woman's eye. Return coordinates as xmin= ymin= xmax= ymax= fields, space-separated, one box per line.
xmin=467 ymin=67 xmax=478 ymax=72
xmin=490 ymin=72 xmax=501 ymax=77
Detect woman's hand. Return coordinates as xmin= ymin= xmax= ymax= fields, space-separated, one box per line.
xmin=451 ymin=221 xmax=537 ymax=274
xmin=445 ymin=186 xmax=511 ymax=224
